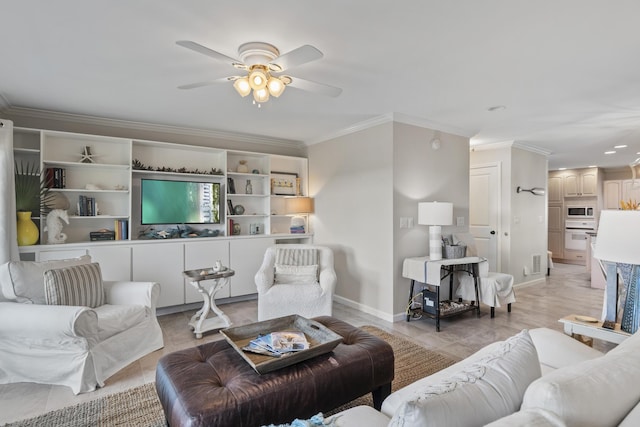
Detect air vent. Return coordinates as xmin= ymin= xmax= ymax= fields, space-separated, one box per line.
xmin=532 ymin=254 xmax=542 ymax=275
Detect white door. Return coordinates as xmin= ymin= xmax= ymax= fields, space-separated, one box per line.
xmin=469 ymin=164 xmax=500 ymax=271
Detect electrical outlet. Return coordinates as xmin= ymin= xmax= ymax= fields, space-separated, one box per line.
xmin=407 ymin=217 xmax=414 ymax=228
xmin=456 ymin=217 xmax=464 ymax=226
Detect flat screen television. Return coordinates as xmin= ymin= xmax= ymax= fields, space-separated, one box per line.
xmin=141 ymin=178 xmax=220 ymax=225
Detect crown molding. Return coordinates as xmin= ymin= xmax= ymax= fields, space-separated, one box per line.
xmin=470 ymin=140 xmax=551 ymax=157
xmin=392 ymin=113 xmax=473 ymax=138
xmin=3 ymin=106 xmax=304 ymax=150
xmin=513 ymin=141 xmax=552 ymax=156
xmin=304 ymin=113 xmax=393 ymax=145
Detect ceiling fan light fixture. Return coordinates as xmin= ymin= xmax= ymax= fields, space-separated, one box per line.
xmin=267 ymin=76 xmax=285 ymax=97
xmin=233 ymin=77 xmax=251 ymax=97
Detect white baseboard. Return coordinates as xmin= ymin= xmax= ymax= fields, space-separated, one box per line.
xmin=514 ymin=277 xmax=545 ymax=289
xmin=333 ymin=294 xmax=395 ymax=323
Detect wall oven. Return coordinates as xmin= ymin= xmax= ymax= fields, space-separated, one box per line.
xmin=565 ymin=220 xmax=596 ymax=251
xmin=566 ymin=206 xmax=595 ymax=219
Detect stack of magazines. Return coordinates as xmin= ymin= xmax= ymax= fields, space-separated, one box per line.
xmin=243 ymin=331 xmax=310 ymax=357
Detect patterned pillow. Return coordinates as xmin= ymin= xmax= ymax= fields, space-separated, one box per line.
xmin=275 ymin=248 xmax=318 ymax=266
xmin=44 ymin=263 xmax=105 ymax=308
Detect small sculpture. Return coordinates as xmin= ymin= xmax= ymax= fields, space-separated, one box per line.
xmin=45 ymin=209 xmax=69 ymax=244
xmin=79 ymin=146 xmax=97 ymax=163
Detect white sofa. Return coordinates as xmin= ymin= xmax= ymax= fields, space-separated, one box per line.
xmin=0 ymin=255 xmax=164 ymax=394
xmin=329 ymin=327 xmax=640 ymax=427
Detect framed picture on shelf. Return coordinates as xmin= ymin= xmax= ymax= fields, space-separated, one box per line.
xmin=271 ymin=171 xmax=298 ymax=196
xmin=227 ymin=177 xmax=236 ymax=194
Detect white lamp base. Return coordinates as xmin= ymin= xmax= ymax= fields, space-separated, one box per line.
xmin=429 ymin=225 xmax=443 ymax=261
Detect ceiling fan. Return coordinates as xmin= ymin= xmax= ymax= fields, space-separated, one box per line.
xmin=176 ymin=40 xmax=342 ymax=105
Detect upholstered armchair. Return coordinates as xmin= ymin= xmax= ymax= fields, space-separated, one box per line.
xmin=255 ymin=244 xmax=337 ymax=321
xmin=0 ymin=255 xmax=164 ymax=394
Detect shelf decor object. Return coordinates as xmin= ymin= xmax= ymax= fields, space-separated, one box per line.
xmin=271 ymin=171 xmax=298 ymax=195
xmin=418 ymin=202 xmax=453 ymax=261
xmin=593 ymin=210 xmax=640 ymax=333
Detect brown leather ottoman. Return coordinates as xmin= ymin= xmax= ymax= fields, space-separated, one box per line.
xmin=155 ymin=316 xmax=394 ymax=427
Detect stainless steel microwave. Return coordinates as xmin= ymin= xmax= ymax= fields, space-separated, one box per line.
xmin=567 ymin=206 xmax=594 ymax=218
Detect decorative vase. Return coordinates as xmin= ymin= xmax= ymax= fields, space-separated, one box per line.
xmin=17 ymin=211 xmax=39 ymax=246
xmin=237 ymin=160 xmax=249 ymax=173
xmin=245 ymin=179 xmax=253 ymax=194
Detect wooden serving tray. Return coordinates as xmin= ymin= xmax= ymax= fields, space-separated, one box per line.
xmin=220 ymin=315 xmax=343 ymax=374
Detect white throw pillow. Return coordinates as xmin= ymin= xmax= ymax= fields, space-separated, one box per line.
xmin=0 ymin=255 xmax=92 ymax=304
xmin=44 ymin=263 xmax=105 ymax=308
xmin=274 ymin=264 xmax=319 ymax=285
xmin=389 ymin=330 xmax=541 ymax=427
xmin=522 ymin=334 xmax=640 ymax=427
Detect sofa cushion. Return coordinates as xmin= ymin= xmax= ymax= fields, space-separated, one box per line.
xmin=522 ymin=331 xmax=640 ymax=427
xmin=388 ymin=330 xmax=541 ymax=427
xmin=528 ymin=327 xmax=603 ymax=374
xmin=484 ymin=408 xmax=567 ymax=427
xmin=0 ymin=255 xmax=92 ymax=304
xmin=274 ymin=264 xmax=319 ymax=285
xmin=619 ymin=401 xmax=640 ymax=427
xmin=44 ymin=263 xmax=105 ymax=308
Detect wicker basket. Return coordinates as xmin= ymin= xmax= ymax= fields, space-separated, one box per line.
xmin=443 ymin=244 xmax=466 ymax=259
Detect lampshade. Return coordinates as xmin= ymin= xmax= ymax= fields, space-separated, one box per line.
xmin=286 ymin=197 xmax=314 ymax=214
xmin=253 ymin=87 xmax=270 ymax=103
xmin=248 ymin=67 xmax=268 ymax=90
xmin=267 ymin=77 xmax=285 ymax=97
xmin=233 ymin=77 xmax=251 ymax=97
xmin=594 ymin=210 xmax=640 ymax=264
xmin=418 ymin=202 xmax=453 ymax=226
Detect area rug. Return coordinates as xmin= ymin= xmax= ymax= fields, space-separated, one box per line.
xmin=6 ymin=326 xmax=457 ymax=427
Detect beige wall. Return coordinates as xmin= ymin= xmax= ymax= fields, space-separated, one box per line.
xmin=309 ymin=121 xmax=470 ymax=320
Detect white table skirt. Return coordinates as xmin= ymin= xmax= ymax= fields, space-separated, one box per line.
xmin=402 ymin=256 xmax=485 ymax=286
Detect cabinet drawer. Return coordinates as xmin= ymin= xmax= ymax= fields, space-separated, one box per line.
xmin=563 ymin=250 xmax=587 ymax=261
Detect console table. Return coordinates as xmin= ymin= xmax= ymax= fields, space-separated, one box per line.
xmin=402 ymin=256 xmax=483 ymax=331
xmin=183 ymin=267 xmax=235 ymax=338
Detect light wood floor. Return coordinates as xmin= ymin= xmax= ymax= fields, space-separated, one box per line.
xmin=0 ymin=263 xmax=610 ymax=425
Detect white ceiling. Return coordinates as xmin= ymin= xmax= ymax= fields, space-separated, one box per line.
xmin=2 ymin=1 xmax=640 ymax=170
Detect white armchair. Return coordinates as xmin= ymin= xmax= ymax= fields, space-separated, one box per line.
xmin=255 ymin=244 xmax=337 ymax=321
xmin=0 ymin=255 xmax=164 ymax=394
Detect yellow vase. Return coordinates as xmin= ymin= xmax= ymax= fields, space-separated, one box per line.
xmin=17 ymin=211 xmax=39 ymax=246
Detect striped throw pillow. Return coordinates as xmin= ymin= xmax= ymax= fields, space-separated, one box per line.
xmin=44 ymin=263 xmax=105 ymax=308
xmin=275 ymin=248 xmax=318 ymax=266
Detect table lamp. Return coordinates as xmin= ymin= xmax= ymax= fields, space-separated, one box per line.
xmin=286 ymin=197 xmax=313 ymax=234
xmin=593 ymin=210 xmax=640 ymax=333
xmin=418 ymin=201 xmax=453 ymax=261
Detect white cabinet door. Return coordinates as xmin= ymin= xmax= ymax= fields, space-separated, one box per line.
xmin=132 ymin=242 xmax=184 ymax=308
xmin=184 ymin=240 xmax=230 ymax=303
xmin=603 ymin=180 xmax=622 ymax=210
xmin=38 ymin=249 xmax=88 ymax=261
xmin=88 ymin=245 xmax=132 ymax=281
xmin=622 ymin=180 xmax=640 ymax=205
xmin=229 ymin=238 xmax=275 ymax=297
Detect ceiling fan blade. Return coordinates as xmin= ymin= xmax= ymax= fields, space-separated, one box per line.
xmin=286 ymin=76 xmax=342 ymax=98
xmin=269 ymin=45 xmax=323 ymax=72
xmin=178 ymin=76 xmax=236 ymax=90
xmin=176 ymin=40 xmax=241 ymax=66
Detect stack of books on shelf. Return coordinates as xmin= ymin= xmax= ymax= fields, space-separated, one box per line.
xmin=89 ymin=230 xmax=115 ymax=241
xmin=77 ymin=195 xmax=97 ymax=216
xmin=114 ymin=219 xmax=128 ymax=240
xmin=45 ymin=167 xmax=66 ymax=188
xmin=290 ymin=225 xmax=306 ymax=234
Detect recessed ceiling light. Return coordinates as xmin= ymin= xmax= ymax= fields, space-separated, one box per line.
xmin=487 ymin=105 xmax=506 ymax=112
xmin=605 ymin=151 xmax=616 ymax=154
xmin=614 ymin=145 xmax=627 ymax=149
xmin=588 ymin=165 xmax=597 ymax=168
xmin=558 ymin=167 xmax=567 ymax=170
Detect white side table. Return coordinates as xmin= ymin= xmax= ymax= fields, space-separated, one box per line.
xmin=559 ymin=314 xmax=630 ymax=345
xmin=183 ymin=268 xmax=235 ymax=338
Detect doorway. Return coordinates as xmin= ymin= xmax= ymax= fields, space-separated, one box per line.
xmin=469 ymin=164 xmax=501 ymax=271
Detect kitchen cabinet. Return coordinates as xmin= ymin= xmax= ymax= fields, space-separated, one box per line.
xmin=548 ymin=175 xmax=563 ymax=204
xmin=564 ymin=168 xmax=598 ymax=197
xmin=548 ymin=231 xmax=563 ymax=260
xmin=603 ymin=179 xmax=640 ymax=210
xmin=548 ymin=205 xmax=563 ymax=259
